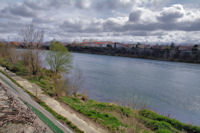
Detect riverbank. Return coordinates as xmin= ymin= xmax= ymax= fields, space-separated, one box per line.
xmin=65 ymin=46 xmax=200 ymax=64
xmin=0 ymin=64 xmax=200 ymax=133
xmin=71 ymin=50 xmax=200 ymax=65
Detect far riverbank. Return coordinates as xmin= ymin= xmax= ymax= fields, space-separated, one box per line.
xmin=65 ymin=45 xmax=200 ymax=64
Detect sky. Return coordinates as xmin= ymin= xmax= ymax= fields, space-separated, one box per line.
xmin=0 ymin=0 xmax=200 ymax=44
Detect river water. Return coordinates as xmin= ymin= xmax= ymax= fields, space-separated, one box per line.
xmin=34 ymin=49 xmax=200 ymax=125
xmin=64 ymin=52 xmax=200 ymax=126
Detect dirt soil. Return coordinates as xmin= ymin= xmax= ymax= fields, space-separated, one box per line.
xmin=0 ymin=83 xmax=52 ymax=133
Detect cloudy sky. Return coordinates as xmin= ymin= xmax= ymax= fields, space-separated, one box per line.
xmin=0 ymin=0 xmax=200 ymax=44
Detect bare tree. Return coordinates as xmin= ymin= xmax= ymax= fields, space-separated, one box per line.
xmin=55 ymin=77 xmax=70 ymax=96
xmin=19 ymin=24 xmax=44 ymax=75
xmin=0 ymin=42 xmax=18 ymax=64
xmin=19 ymin=24 xmax=44 ymax=49
xmin=68 ymin=68 xmax=84 ymax=96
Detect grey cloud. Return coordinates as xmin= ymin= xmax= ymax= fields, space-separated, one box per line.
xmin=24 ymin=0 xmax=46 ymax=10
xmin=2 ymin=4 xmax=37 ymax=18
xmin=123 ymin=18 xmax=200 ymax=32
xmin=157 ymin=5 xmax=184 ymax=23
xmin=0 ymin=0 xmax=200 ymax=43
xmin=157 ymin=11 xmax=184 ymax=23
xmin=32 ymin=17 xmax=55 ymax=24
xmin=0 ymin=13 xmax=21 ymax=20
xmin=60 ymin=20 xmax=84 ymax=32
xmin=47 ymin=0 xmax=73 ymax=8
xmin=103 ymin=20 xmax=122 ymax=32
xmin=129 ymin=10 xmax=142 ymax=22
xmin=75 ymin=0 xmax=91 ymax=9
xmin=25 ymin=0 xmax=90 ymax=10
xmin=94 ymin=0 xmax=136 ymax=11
xmin=60 ymin=15 xmax=200 ymax=36
xmin=60 ymin=20 xmax=103 ymax=33
xmin=176 ymin=19 xmax=200 ymax=31
xmin=0 ymin=22 xmax=24 ymax=33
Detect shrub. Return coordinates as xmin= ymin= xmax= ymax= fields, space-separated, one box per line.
xmin=61 ymin=96 xmax=127 ymax=131
xmin=0 ymin=58 xmax=28 ymax=75
xmin=139 ymin=109 xmax=184 ymax=130
xmin=183 ymin=124 xmax=200 ymax=133
xmin=139 ymin=109 xmax=200 ymax=133
xmin=142 ymin=118 xmax=171 ymax=131
xmin=156 ymin=129 xmax=172 ymax=133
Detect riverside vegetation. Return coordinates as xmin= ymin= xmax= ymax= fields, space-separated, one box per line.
xmin=0 ymin=24 xmax=200 ymax=133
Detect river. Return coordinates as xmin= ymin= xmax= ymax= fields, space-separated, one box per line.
xmin=63 ymin=52 xmax=200 ymax=126
xmin=31 ymin=49 xmax=200 ymax=125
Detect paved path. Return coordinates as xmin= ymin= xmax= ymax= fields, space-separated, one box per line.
xmin=0 ymin=67 xmax=73 ymax=133
xmin=0 ymin=67 xmax=108 ymax=133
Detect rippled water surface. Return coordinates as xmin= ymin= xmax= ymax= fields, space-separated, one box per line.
xmin=68 ymin=52 xmax=200 ymax=125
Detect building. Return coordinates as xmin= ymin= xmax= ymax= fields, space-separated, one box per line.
xmin=197 ymin=45 xmax=200 ymax=51
xmin=10 ymin=41 xmax=20 ymax=46
xmin=115 ymin=43 xmax=124 ymax=48
xmin=144 ymin=45 xmax=151 ymax=49
xmin=160 ymin=45 xmax=170 ymax=50
xmin=178 ymin=46 xmax=193 ymax=51
xmin=81 ymin=41 xmax=114 ymax=48
xmin=151 ymin=45 xmax=160 ymax=50
xmin=137 ymin=44 xmax=146 ymax=49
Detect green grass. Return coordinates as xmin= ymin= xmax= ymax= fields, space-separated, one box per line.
xmin=87 ymin=100 xmax=132 ymax=117
xmin=38 ymin=100 xmax=83 ymax=133
xmin=139 ymin=109 xmax=200 ymax=133
xmin=0 ymin=58 xmax=28 ymax=76
xmin=138 ymin=115 xmax=176 ymax=133
xmin=0 ymin=58 xmax=55 ymax=96
xmin=24 ymin=101 xmax=64 ymax=133
xmin=29 ymin=77 xmax=55 ymax=96
xmin=61 ymin=96 xmax=128 ymax=132
xmin=155 ymin=129 xmax=172 ymax=133
xmin=0 ymin=71 xmax=17 ymax=91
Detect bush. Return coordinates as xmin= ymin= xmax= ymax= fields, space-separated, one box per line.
xmin=156 ymin=129 xmax=172 ymax=133
xmin=15 ymin=61 xmax=29 ymax=75
xmin=140 ymin=117 xmax=172 ymax=131
xmin=139 ymin=109 xmax=200 ymax=133
xmin=61 ymin=96 xmax=127 ymax=131
xmin=143 ymin=130 xmax=149 ymax=133
xmin=0 ymin=58 xmax=28 ymax=75
xmin=183 ymin=124 xmax=200 ymax=133
xmin=139 ymin=109 xmax=184 ymax=130
xmin=88 ymin=100 xmax=132 ymax=117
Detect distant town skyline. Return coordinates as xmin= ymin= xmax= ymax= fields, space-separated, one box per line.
xmin=0 ymin=0 xmax=200 ymax=44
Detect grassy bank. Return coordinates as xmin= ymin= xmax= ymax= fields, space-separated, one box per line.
xmin=61 ymin=96 xmax=130 ymax=132
xmin=138 ymin=109 xmax=200 ymax=133
xmin=61 ymin=95 xmax=200 ymax=133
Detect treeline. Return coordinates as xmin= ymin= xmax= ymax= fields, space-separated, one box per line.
xmin=65 ymin=45 xmax=200 ymax=63
xmin=4 ymin=41 xmax=200 ymax=63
